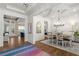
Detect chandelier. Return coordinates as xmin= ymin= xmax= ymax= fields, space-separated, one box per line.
xmin=54 ymin=10 xmax=64 ymax=27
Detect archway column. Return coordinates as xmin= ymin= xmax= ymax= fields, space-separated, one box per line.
xmin=24 ymin=17 xmax=28 ymax=42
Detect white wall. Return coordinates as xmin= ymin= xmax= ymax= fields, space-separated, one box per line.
xmin=32 ymin=15 xmax=52 ymax=44
xmin=26 ymin=15 xmax=52 ymax=44
xmin=33 ymin=15 xmax=44 ymax=44
xmin=27 ymin=16 xmax=33 ymax=43
xmin=51 ymin=14 xmax=79 ymax=36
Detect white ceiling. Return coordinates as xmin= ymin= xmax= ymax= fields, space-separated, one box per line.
xmin=1 ymin=3 xmax=79 ymax=20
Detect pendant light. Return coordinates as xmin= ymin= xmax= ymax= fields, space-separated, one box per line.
xmin=54 ymin=9 xmax=64 ymax=27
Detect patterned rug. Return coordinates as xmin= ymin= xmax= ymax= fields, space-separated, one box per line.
xmin=0 ymin=43 xmax=49 ymax=56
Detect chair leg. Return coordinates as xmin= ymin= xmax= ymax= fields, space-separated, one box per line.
xmin=64 ymin=42 xmax=66 ymax=47
xmin=64 ymin=41 xmax=68 ymax=47
xmin=56 ymin=39 xmax=58 ymax=45
xmin=70 ymin=41 xmax=72 ymax=47
xmin=62 ymin=41 xmax=64 ymax=47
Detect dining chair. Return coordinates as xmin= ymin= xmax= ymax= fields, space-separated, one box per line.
xmin=57 ymin=34 xmax=64 ymax=46
xmin=63 ymin=35 xmax=74 ymax=47
xmin=68 ymin=35 xmax=74 ymax=47
xmin=52 ymin=34 xmax=57 ymax=44
xmin=47 ymin=32 xmax=53 ymax=44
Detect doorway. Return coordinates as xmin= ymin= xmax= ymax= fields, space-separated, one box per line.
xmin=3 ymin=15 xmax=25 ymax=47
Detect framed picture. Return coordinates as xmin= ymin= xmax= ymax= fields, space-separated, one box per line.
xmin=36 ymin=21 xmax=41 ymax=33
xmin=28 ymin=23 xmax=32 ymax=34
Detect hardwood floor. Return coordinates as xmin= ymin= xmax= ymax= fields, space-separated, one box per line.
xmin=0 ymin=36 xmax=78 ymax=56
xmin=0 ymin=37 xmax=28 ymax=52
xmin=35 ymin=40 xmax=77 ymax=56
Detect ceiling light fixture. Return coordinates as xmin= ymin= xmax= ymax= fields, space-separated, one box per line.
xmin=23 ymin=3 xmax=32 ymax=8
xmin=54 ymin=9 xmax=64 ymax=27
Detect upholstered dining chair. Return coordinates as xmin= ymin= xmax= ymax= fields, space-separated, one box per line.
xmin=57 ymin=34 xmax=64 ymax=46
xmin=52 ymin=34 xmax=57 ymax=44
xmin=63 ymin=32 xmax=74 ymax=47
xmin=63 ymin=36 xmax=70 ymax=47
xmin=47 ymin=32 xmax=53 ymax=44
xmin=47 ymin=32 xmax=52 ymax=39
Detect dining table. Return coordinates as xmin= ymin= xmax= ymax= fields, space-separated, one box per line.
xmin=52 ymin=34 xmax=72 ymax=47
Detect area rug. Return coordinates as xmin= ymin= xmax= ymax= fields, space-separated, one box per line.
xmin=0 ymin=43 xmax=49 ymax=56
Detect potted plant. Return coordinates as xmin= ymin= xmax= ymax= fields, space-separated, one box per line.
xmin=74 ymin=31 xmax=79 ymax=42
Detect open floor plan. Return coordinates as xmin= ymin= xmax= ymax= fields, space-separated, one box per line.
xmin=0 ymin=3 xmax=79 ymax=56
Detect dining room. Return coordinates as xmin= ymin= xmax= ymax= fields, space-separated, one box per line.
xmin=36 ymin=4 xmax=79 ymax=55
